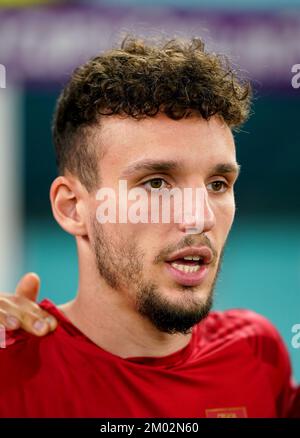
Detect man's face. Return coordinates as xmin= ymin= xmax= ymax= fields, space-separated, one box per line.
xmin=87 ymin=114 xmax=238 ymax=334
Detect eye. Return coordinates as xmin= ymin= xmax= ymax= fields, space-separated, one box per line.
xmin=207 ymin=180 xmax=228 ymax=193
xmin=142 ymin=178 xmax=170 ymax=191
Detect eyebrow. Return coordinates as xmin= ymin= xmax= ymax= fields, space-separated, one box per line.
xmin=210 ymin=163 xmax=241 ymax=177
xmin=121 ymin=159 xmax=180 ymax=178
xmin=121 ymin=159 xmax=241 ymax=179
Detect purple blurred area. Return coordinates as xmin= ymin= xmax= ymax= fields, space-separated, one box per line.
xmin=0 ymin=6 xmax=300 ymax=88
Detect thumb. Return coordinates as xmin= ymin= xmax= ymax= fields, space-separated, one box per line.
xmin=15 ymin=272 xmax=40 ymax=302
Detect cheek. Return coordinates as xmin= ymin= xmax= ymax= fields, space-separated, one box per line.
xmin=119 ymin=222 xmax=171 ymax=266
xmin=215 ymin=196 xmax=236 ymax=239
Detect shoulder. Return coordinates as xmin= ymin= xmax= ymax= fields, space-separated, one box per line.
xmin=0 ymin=329 xmax=45 ymax=394
xmin=0 ymin=299 xmax=60 ymax=352
xmin=208 ymin=308 xmax=281 ymax=338
xmin=0 ymin=328 xmax=50 ymax=368
xmin=0 ymin=298 xmax=75 ymax=355
xmin=201 ymin=308 xmax=288 ymax=366
xmin=0 ymin=316 xmax=71 ymax=394
xmin=204 ymin=308 xmax=281 ymax=338
xmin=0 ymin=299 xmax=66 ymax=367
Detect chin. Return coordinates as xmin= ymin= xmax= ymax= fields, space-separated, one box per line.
xmin=161 ymin=284 xmax=211 ymax=304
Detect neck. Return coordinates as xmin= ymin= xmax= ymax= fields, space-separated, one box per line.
xmin=59 ymin=248 xmax=192 ymax=359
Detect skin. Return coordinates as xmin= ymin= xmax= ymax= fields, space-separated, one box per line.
xmin=0 ymin=273 xmax=57 ymax=335
xmin=0 ymin=114 xmax=239 ymax=357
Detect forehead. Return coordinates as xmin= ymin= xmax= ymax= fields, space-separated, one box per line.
xmin=98 ymin=114 xmax=236 ymax=175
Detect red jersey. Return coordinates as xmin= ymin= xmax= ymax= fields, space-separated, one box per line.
xmin=0 ymin=299 xmax=299 ymax=418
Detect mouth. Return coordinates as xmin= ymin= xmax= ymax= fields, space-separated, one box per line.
xmin=164 ymin=247 xmax=213 ymax=287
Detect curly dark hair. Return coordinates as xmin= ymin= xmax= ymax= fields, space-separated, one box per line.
xmin=53 ymin=36 xmax=251 ymax=190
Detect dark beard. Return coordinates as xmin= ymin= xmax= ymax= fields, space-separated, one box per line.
xmin=137 ymin=283 xmax=214 ymax=334
xmin=91 ymin=220 xmax=221 ymax=334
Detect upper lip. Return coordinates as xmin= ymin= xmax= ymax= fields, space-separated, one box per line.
xmin=166 ymin=246 xmax=214 ymax=265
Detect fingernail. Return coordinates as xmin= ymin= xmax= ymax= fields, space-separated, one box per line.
xmin=6 ymin=316 xmax=19 ymax=329
xmin=45 ymin=316 xmax=56 ymax=329
xmin=33 ymin=320 xmax=47 ymax=333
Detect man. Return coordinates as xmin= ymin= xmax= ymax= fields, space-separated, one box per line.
xmin=0 ymin=36 xmax=299 ymax=418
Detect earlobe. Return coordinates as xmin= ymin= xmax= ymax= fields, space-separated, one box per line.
xmin=50 ymin=176 xmax=88 ymax=236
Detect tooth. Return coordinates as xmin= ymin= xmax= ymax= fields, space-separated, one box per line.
xmin=171 ymin=263 xmax=201 ymax=273
xmin=175 ymin=264 xmax=186 ymax=272
xmin=171 ymin=263 xmax=184 ymax=271
xmin=183 ymin=255 xmax=201 ymax=261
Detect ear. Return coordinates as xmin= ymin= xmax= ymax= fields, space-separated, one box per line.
xmin=50 ymin=176 xmax=88 ymax=236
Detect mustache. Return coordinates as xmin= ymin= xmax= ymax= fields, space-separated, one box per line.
xmin=154 ymin=234 xmax=218 ymax=265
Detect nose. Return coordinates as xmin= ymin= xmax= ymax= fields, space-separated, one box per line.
xmin=178 ymin=187 xmax=216 ymax=235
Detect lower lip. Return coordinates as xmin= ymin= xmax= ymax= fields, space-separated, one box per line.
xmin=165 ymin=262 xmax=209 ymax=286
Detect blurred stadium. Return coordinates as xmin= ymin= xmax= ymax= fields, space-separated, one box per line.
xmin=0 ymin=0 xmax=299 ymax=378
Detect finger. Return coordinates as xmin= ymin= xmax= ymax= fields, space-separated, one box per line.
xmin=15 ymin=273 xmax=40 ymax=301
xmin=0 ymin=309 xmax=20 ymax=330
xmin=0 ymin=297 xmax=57 ymax=335
xmin=41 ymin=312 xmax=58 ymax=332
xmin=20 ymin=305 xmax=58 ymax=332
xmin=16 ymin=299 xmax=58 ymax=331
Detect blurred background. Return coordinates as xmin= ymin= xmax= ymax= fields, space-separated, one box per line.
xmin=0 ymin=0 xmax=299 ymax=379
